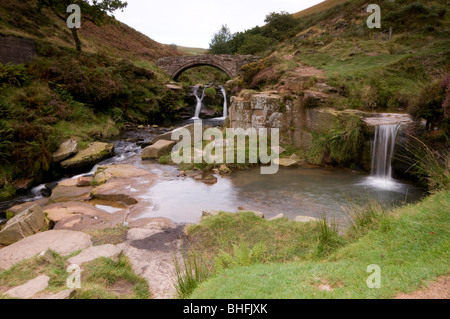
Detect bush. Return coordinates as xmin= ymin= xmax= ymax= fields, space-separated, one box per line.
xmin=409 ymin=77 xmax=448 ymax=131
xmin=204 ymin=87 xmax=217 ymax=98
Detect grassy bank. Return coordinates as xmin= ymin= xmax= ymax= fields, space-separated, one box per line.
xmin=177 ymin=190 xmax=449 ymax=299
xmin=0 ymin=250 xmax=150 ymax=299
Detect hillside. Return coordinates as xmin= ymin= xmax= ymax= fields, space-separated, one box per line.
xmin=0 ymin=0 xmax=187 ymax=199
xmin=293 ymin=0 xmax=347 ymax=18
xmin=0 ymin=0 xmax=179 ymax=61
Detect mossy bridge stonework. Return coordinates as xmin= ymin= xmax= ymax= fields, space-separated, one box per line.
xmin=156 ymin=55 xmax=260 ymax=80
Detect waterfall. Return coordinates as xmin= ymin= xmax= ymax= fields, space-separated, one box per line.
xmin=219 ymin=85 xmax=228 ymax=118
xmin=371 ymin=124 xmax=400 ymax=180
xmin=192 ymin=85 xmax=206 ymax=119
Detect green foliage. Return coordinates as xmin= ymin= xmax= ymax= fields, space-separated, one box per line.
xmin=174 ymin=251 xmax=211 ymax=299
xmin=208 ymin=25 xmax=234 ymax=54
xmin=402 ymin=135 xmax=450 ymax=192
xmin=204 ymin=87 xmax=217 ymax=99
xmin=237 ymin=34 xmax=272 ymax=55
xmin=263 ymin=11 xmax=298 ymax=41
xmin=409 ymin=76 xmax=448 ymax=131
xmin=309 ymin=117 xmax=366 ymax=165
xmin=215 ymin=242 xmax=266 ymax=273
xmin=0 ymin=64 xmax=29 ymax=87
xmin=314 ymin=219 xmax=346 ymax=258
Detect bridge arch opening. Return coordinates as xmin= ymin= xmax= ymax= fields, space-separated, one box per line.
xmin=173 ymin=63 xmax=233 ymax=82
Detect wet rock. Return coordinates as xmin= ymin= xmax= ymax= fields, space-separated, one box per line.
xmin=0 ymin=205 xmax=48 ymax=246
xmin=202 ymin=175 xmax=218 ymax=184
xmin=60 ymin=142 xmax=114 ymax=170
xmin=219 ymin=164 xmax=231 ymax=175
xmin=91 ymin=179 xmax=144 ymax=205
xmin=13 ymin=178 xmax=34 ymax=193
xmin=0 ymin=230 xmax=92 ymax=270
xmin=274 ymin=158 xmax=299 ymax=168
xmin=52 ymin=138 xmax=78 ymax=163
xmin=40 ymin=188 xmax=52 ymax=198
xmin=43 ymin=202 xmax=126 ymax=231
xmin=141 ymin=140 xmax=176 ymax=160
xmin=5 ymin=275 xmax=50 ymax=299
xmin=49 ymin=185 xmax=93 ymax=203
xmin=92 ymin=164 xmax=153 ymax=186
xmin=76 ymin=176 xmax=92 ymax=187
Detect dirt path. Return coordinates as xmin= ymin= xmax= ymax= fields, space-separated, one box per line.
xmin=395 ymin=275 xmax=450 ymax=299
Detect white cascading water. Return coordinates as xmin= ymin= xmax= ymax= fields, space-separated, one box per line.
xmin=192 ymin=85 xmax=206 ymax=119
xmin=219 ymin=85 xmax=228 ymax=119
xmin=366 ymin=124 xmax=401 ymax=189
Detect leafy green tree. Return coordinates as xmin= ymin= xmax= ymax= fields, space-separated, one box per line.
xmin=263 ymin=11 xmax=297 ymax=40
xmin=238 ymin=34 xmax=271 ymax=55
xmin=209 ymin=25 xmax=234 ymax=54
xmin=37 ymin=0 xmax=127 ymax=52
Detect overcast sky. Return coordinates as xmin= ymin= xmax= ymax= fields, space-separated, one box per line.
xmin=113 ymin=0 xmax=324 ymax=48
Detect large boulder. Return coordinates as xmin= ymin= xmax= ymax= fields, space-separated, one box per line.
xmin=5 ymin=198 xmax=48 ymax=220
xmin=141 ymin=140 xmax=176 ymax=160
xmin=0 ymin=205 xmax=48 ymax=246
xmin=52 ymin=139 xmax=78 ymax=163
xmin=0 ymin=230 xmax=92 ymax=270
xmin=60 ymin=142 xmax=114 ymax=170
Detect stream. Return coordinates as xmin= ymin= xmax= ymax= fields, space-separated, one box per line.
xmin=0 ymin=127 xmax=425 ymax=228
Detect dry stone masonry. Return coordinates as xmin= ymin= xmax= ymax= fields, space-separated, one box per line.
xmin=156 ymin=55 xmax=259 ymax=80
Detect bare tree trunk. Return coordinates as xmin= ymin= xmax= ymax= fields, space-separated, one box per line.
xmin=71 ymin=27 xmax=82 ymax=52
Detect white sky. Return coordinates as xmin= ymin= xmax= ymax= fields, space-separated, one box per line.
xmin=113 ymin=0 xmax=325 ymax=48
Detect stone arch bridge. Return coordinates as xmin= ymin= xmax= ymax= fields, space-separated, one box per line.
xmin=156 ymin=54 xmax=260 ymax=80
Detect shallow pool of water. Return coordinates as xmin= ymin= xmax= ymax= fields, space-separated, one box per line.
xmin=134 ymin=165 xmax=424 ymax=225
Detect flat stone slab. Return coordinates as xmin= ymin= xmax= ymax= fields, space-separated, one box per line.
xmin=92 ymin=164 xmax=154 ymax=185
xmin=91 ymin=176 xmax=156 ymax=206
xmin=294 ymin=216 xmax=320 ymax=223
xmin=44 ymin=202 xmax=127 ymax=231
xmin=274 ymin=157 xmax=299 ymax=168
xmin=5 ymin=275 xmax=50 ymax=299
xmin=0 ymin=230 xmax=92 ymax=270
xmin=67 ymin=244 xmax=122 ymax=266
xmin=49 ymin=185 xmax=93 ymax=203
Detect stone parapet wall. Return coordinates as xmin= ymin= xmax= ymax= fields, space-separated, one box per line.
xmin=0 ymin=35 xmax=36 ymax=65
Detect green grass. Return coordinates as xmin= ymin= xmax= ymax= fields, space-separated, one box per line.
xmin=0 ymin=250 xmax=150 ymax=299
xmin=190 ymin=190 xmax=450 ymax=298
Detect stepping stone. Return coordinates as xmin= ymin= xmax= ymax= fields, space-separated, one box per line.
xmin=0 ymin=230 xmax=92 ymax=270
xmin=268 ymin=213 xmax=286 ymax=221
xmin=67 ymin=244 xmax=122 ymax=266
xmin=5 ymin=275 xmax=50 ymax=299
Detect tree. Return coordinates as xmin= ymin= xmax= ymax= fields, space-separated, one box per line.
xmin=208 ymin=25 xmax=233 ymax=54
xmin=238 ymin=34 xmax=271 ymax=55
xmin=37 ymin=0 xmax=128 ymax=52
xmin=263 ymin=11 xmax=297 ymax=40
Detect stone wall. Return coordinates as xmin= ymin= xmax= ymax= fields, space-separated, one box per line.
xmin=0 ymin=35 xmax=36 ymax=65
xmin=229 ymin=92 xmax=343 ymax=149
xmin=156 ymin=55 xmax=259 ymax=80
